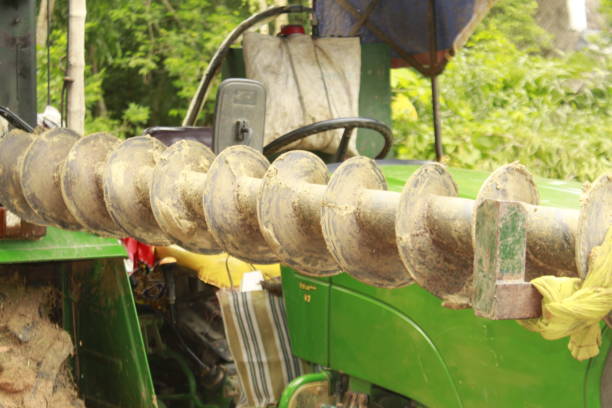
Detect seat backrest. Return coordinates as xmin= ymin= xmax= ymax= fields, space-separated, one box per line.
xmin=222 ymin=42 xmax=392 ymax=158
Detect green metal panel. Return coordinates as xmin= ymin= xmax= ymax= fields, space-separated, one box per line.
xmin=585 ymin=335 xmax=611 ymax=408
xmin=2 ymin=226 xmax=152 ymax=407
xmin=348 ymin=376 xmax=372 ymax=395
xmin=329 ymin=282 xmax=461 ymax=408
xmin=328 ymin=274 xmax=611 ymax=408
xmin=63 ymin=259 xmax=158 ymax=408
xmin=222 ymin=43 xmax=392 ymax=159
xmin=222 ymin=48 xmax=246 ymax=78
xmin=282 ymin=163 xmax=606 ymax=408
xmin=0 ymin=227 xmax=127 ymax=264
xmin=282 ymin=268 xmax=331 ymax=366
xmin=381 ymin=165 xmax=582 ymax=208
xmin=355 ymin=43 xmax=391 ymax=158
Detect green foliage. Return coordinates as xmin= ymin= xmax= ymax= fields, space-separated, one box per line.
xmin=37 ymin=0 xmax=609 ymax=181
xmin=392 ymin=0 xmax=611 ymax=182
xmin=38 ymin=0 xmax=249 ymax=137
xmin=483 ymin=0 xmax=552 ymax=52
xmin=601 ymin=0 xmax=612 ymax=24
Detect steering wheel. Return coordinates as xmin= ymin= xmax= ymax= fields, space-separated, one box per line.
xmin=263 ymin=117 xmax=393 ymax=162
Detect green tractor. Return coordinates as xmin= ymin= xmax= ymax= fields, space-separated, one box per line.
xmin=0 ymin=1 xmax=610 ymax=407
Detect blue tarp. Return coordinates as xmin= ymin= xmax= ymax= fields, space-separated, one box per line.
xmin=315 ymin=0 xmax=483 ymax=54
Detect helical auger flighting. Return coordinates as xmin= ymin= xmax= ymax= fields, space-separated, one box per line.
xmin=0 ymin=128 xmax=609 ymax=320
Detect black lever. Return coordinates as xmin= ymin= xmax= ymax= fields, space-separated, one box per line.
xmin=0 ymin=106 xmax=34 ymax=133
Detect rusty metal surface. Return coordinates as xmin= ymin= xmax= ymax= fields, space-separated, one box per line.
xmin=150 ymin=140 xmax=221 ymax=254
xmin=61 ymin=132 xmax=124 ymax=237
xmin=20 ymin=128 xmax=82 ymax=230
xmin=472 ymin=163 xmax=540 ymax=249
xmin=462 ymin=163 xmax=540 ymax=303
xmin=474 ymin=164 xmax=541 ymax=282
xmin=472 ymin=199 xmax=542 ymax=319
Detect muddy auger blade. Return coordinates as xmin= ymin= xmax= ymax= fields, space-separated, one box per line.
xmin=1 ymin=129 xmax=609 ymax=320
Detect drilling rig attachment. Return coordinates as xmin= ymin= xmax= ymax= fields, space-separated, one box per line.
xmin=1 ymin=127 xmax=609 ymax=321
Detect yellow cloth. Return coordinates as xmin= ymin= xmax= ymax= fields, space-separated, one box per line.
xmin=156 ymin=245 xmax=281 ymax=289
xmin=519 ymin=227 xmax=612 ymax=361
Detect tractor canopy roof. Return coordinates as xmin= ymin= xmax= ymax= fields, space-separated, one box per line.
xmin=315 ymin=0 xmax=495 ymax=75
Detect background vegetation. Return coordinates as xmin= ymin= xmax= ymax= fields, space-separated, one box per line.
xmin=392 ymin=0 xmax=611 ymax=181
xmin=38 ymin=0 xmax=610 ymax=181
xmin=38 ymin=0 xmax=251 ymax=135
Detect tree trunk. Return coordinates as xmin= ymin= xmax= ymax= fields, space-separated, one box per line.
xmin=36 ymin=0 xmax=56 ymax=47
xmin=66 ymin=0 xmax=86 ymax=135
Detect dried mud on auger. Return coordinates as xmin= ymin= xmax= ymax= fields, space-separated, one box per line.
xmin=0 ymin=128 xmax=610 ymax=322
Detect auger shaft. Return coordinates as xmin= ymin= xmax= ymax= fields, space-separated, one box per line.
xmin=237 ymin=177 xmax=262 ymax=215
xmin=428 ymin=196 xmax=474 ymax=256
xmin=258 ymin=151 xmax=337 ymax=276
xmin=427 ymin=196 xmax=580 ymax=277
xmin=202 ymin=145 xmax=276 ymax=264
xmin=322 ymin=156 xmax=411 ymax=287
xmin=356 ymin=189 xmax=399 ymax=242
xmin=294 ymin=183 xmax=326 ymax=224
xmin=62 ymin=133 xmax=124 ymax=237
xmin=524 ymin=204 xmax=578 ymax=277
xmin=179 ymin=170 xmax=208 ymax=217
xmin=151 ymin=139 xmax=220 ymax=254
xmin=0 ymin=128 xmax=609 ymax=321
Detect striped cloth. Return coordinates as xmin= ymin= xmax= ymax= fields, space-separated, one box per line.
xmin=217 ymin=289 xmax=309 ymax=407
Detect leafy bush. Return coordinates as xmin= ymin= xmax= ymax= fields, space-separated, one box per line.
xmin=392 ymin=0 xmax=611 ymax=181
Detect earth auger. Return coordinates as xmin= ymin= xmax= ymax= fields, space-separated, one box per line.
xmin=0 ymin=127 xmax=610 ymax=320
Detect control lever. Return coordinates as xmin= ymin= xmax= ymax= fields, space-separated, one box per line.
xmin=0 ymin=106 xmax=34 ymax=133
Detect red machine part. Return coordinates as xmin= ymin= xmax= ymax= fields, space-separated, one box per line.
xmin=121 ymin=237 xmax=155 ymax=269
xmin=278 ymin=24 xmax=305 ymax=36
